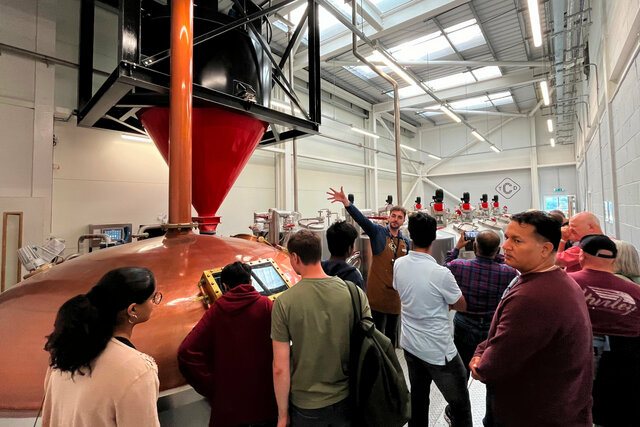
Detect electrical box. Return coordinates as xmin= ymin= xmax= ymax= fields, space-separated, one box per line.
xmin=198 ymin=258 xmax=292 ymax=307
xmin=87 ymin=223 xmax=133 ymax=250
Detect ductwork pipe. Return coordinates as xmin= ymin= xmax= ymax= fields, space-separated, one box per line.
xmin=350 ymin=0 xmax=403 ymax=204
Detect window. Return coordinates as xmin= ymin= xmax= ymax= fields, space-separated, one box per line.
xmin=544 ymin=196 xmax=570 ymax=217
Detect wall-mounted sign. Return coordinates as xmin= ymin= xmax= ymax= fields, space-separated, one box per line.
xmin=496 ymin=178 xmax=521 ymax=199
xmin=554 ymin=188 xmax=564 ymax=192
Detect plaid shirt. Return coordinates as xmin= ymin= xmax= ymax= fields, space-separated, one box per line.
xmin=445 ymin=249 xmax=518 ymax=316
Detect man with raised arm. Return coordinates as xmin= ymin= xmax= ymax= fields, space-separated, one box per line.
xmin=470 ymin=211 xmax=593 ymax=427
xmin=327 ymin=186 xmax=409 ymax=344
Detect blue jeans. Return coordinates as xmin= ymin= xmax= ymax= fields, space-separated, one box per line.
xmin=404 ymin=350 xmax=472 ymax=427
xmin=453 ymin=312 xmax=492 ymax=379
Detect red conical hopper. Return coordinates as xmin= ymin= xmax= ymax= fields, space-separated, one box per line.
xmin=139 ymin=106 xmax=267 ymax=232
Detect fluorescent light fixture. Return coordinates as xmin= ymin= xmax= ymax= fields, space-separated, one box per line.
xmin=351 ymin=127 xmax=380 ymax=139
xmin=550 ymin=138 xmax=556 ymax=147
xmin=400 ymin=144 xmax=417 ymax=152
xmin=121 ymin=134 xmax=152 ymax=143
xmin=428 ymin=154 xmax=442 ymax=160
xmin=540 ymin=81 xmax=550 ymax=106
xmin=471 ymin=131 xmax=485 ymax=142
xmin=527 ymin=0 xmax=542 ymax=47
xmin=440 ymin=105 xmax=461 ymax=123
xmin=547 ymin=119 xmax=554 ymax=132
xmin=490 ymin=145 xmax=501 ymax=153
xmin=376 ymin=50 xmax=417 ymax=86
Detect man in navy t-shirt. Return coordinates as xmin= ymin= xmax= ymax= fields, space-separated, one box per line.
xmin=321 ymin=220 xmax=366 ymax=290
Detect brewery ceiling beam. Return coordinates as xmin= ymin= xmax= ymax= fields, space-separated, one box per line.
xmin=344 ymin=0 xmax=383 ymax=31
xmin=372 ymin=69 xmax=547 ymax=113
xmin=293 ymin=0 xmax=470 ymax=70
xmin=321 ymin=60 xmax=548 ymax=68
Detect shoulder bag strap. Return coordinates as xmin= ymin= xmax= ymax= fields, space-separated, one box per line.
xmin=345 ymin=280 xmax=362 ymax=330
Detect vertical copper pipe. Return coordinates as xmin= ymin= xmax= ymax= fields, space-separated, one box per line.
xmin=169 ymin=0 xmax=193 ymax=224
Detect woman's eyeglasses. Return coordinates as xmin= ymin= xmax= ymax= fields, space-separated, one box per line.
xmin=152 ymin=291 xmax=163 ymax=305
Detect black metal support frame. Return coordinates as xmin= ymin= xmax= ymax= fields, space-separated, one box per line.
xmin=77 ymin=0 xmax=321 ymax=145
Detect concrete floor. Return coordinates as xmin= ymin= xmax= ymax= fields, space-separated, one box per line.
xmin=396 ymin=348 xmax=488 ymax=427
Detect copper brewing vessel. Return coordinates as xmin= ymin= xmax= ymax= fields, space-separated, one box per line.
xmin=0 ymin=232 xmax=297 ymax=413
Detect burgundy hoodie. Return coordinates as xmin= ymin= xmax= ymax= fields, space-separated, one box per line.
xmin=178 ymin=284 xmax=277 ymax=427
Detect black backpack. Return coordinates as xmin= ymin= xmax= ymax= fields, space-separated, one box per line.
xmin=345 ymin=281 xmax=411 ymax=427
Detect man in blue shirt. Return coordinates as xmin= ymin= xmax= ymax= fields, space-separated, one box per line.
xmin=394 ymin=212 xmax=472 ymax=427
xmin=328 ymin=186 xmax=409 ymax=345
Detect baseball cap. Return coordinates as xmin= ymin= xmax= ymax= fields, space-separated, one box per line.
xmin=579 ymin=234 xmax=617 ymax=258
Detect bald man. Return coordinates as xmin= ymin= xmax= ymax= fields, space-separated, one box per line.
xmin=556 ymin=212 xmax=603 ymax=272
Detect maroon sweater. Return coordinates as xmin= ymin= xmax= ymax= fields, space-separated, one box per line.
xmin=475 ymin=268 xmax=593 ymax=427
xmin=178 ymin=285 xmax=277 ymax=427
xmin=569 ymin=269 xmax=640 ymax=337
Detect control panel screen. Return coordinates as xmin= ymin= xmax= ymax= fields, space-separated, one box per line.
xmin=102 ymin=228 xmax=123 ymax=241
xmin=252 ymin=264 xmax=289 ymax=294
xmin=212 ymin=263 xmax=288 ymax=296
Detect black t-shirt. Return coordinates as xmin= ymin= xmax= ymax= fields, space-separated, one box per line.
xmin=321 ymin=260 xmax=366 ymax=291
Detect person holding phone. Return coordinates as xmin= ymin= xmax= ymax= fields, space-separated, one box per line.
xmin=444 ymin=230 xmax=518 ymax=380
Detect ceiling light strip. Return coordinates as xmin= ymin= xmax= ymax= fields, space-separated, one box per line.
xmin=527 ymin=0 xmax=543 ymax=47
xmin=376 ymin=51 xmax=417 ymax=87
xmin=471 ymin=130 xmax=486 ymax=142
xmin=351 ymin=126 xmax=380 ymax=139
xmin=540 ymin=81 xmax=550 ymax=106
xmin=440 ymin=105 xmax=461 ymax=123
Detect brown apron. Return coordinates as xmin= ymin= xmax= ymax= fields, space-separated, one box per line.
xmin=366 ymin=235 xmax=408 ymax=314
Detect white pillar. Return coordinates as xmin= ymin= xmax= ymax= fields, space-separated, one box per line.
xmin=530 ymin=117 xmax=540 ymax=209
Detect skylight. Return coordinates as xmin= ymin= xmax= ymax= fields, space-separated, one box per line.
xmin=397 ymin=85 xmax=426 ymax=98
xmin=417 ymin=91 xmax=515 ymax=118
xmin=382 ymin=67 xmax=502 ymax=99
xmin=427 ymin=71 xmax=476 ymax=91
xmin=369 ymin=0 xmax=413 ymax=14
xmin=274 ymin=1 xmax=363 ymax=41
xmin=391 ymin=31 xmax=454 ymax=62
xmin=471 ymin=66 xmax=502 ymax=80
xmin=344 ymin=18 xmax=488 ymax=84
xmin=449 ymin=95 xmax=494 ymax=109
xmin=444 ymin=19 xmax=485 ymax=51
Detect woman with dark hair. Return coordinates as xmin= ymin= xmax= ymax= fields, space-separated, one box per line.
xmin=42 ymin=267 xmax=162 ymax=427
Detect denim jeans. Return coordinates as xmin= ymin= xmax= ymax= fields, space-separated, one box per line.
xmin=290 ymin=399 xmax=351 ymax=427
xmin=372 ymin=310 xmax=399 ymax=346
xmin=403 ymin=350 xmax=472 ymax=427
xmin=453 ymin=312 xmax=492 ymax=379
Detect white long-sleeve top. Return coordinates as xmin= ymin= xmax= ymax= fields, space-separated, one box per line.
xmin=43 ymin=338 xmax=160 ymax=427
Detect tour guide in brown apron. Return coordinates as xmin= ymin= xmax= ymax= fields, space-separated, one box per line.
xmin=326 ymin=186 xmax=409 ymax=345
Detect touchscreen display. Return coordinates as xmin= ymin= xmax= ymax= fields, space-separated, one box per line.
xmin=252 ymin=264 xmax=288 ymax=294
xmin=213 ymin=272 xmax=264 ymax=295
